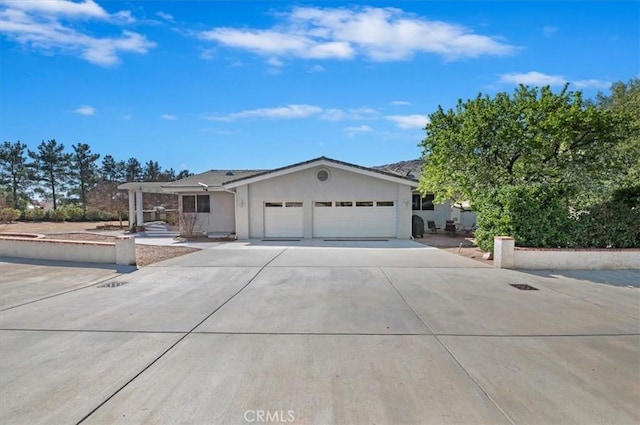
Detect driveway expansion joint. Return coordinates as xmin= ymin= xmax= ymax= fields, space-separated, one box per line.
xmin=75 ymin=247 xmax=289 ymax=424
xmin=380 ymin=266 xmax=516 ymax=425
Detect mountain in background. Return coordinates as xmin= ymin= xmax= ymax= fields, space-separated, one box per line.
xmin=374 ymin=159 xmax=423 ymax=180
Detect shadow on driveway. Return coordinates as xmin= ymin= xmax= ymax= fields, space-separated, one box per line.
xmin=520 ymin=269 xmax=640 ymax=288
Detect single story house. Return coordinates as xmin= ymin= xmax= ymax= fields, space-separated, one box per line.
xmin=119 ymin=156 xmax=476 ymax=239
xmin=161 ymin=156 xmax=417 ymax=239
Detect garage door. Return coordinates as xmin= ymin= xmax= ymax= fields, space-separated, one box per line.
xmin=264 ymin=202 xmax=304 ymax=237
xmin=313 ymin=201 xmax=396 ymax=237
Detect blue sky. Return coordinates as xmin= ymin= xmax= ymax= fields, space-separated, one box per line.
xmin=1 ymin=1 xmax=638 ymax=173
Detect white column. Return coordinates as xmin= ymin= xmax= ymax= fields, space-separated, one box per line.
xmin=128 ymin=191 xmax=135 ymax=228
xmin=136 ymin=189 xmax=144 ymax=229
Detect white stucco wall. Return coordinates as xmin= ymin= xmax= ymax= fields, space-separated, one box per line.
xmin=493 ymin=236 xmax=640 ymax=270
xmin=235 ymin=165 xmax=414 ymax=239
xmin=0 ymin=236 xmax=136 ymax=265
xmin=178 ymin=192 xmax=236 ymax=235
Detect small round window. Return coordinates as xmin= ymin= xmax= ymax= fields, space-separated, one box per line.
xmin=317 ymin=168 xmax=330 ymax=182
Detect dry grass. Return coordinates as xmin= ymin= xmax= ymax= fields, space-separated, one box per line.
xmin=1 ymin=221 xmax=126 ymax=234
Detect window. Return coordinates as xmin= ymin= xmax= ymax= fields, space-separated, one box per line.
xmin=314 ymin=201 xmax=332 ymax=207
xmin=411 ymin=195 xmax=421 ymax=210
xmin=336 ymin=201 xmax=353 ymax=207
xmin=355 ymin=201 xmax=374 ymax=207
xmin=183 ymin=195 xmax=210 ymax=213
xmin=265 ymin=202 xmax=283 ymax=207
xmin=285 ymin=202 xmax=303 ymax=207
xmin=412 ymin=194 xmax=435 ymax=211
xmin=422 ymin=194 xmax=435 ymax=211
xmin=376 ymin=201 xmax=394 ymax=207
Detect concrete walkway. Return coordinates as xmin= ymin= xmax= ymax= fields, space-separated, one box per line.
xmin=1 ymin=241 xmax=638 ymax=424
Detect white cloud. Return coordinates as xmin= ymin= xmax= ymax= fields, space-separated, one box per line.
xmin=320 ymin=108 xmax=346 ymax=121
xmin=499 ymin=71 xmax=611 ymax=89
xmin=206 ymin=104 xmax=323 ymax=121
xmin=155 ymin=11 xmax=174 ymax=22
xmin=499 ymin=71 xmax=567 ymax=86
xmin=200 ymin=48 xmax=215 ymax=60
xmin=0 ymin=1 xmax=154 ymax=66
xmin=199 ymin=6 xmax=516 ymax=62
xmin=308 ymin=64 xmax=326 ymax=73
xmin=320 ymin=107 xmax=379 ymax=121
xmin=0 ymin=0 xmax=108 ymax=19
xmin=161 ymin=114 xmax=177 ymax=120
xmin=74 ymin=105 xmax=95 ymax=115
xmin=345 ymin=124 xmax=373 ymax=137
xmin=390 ymin=100 xmax=411 ymax=106
xmin=573 ymin=79 xmax=611 ymax=89
xmin=267 ymin=57 xmax=284 ymax=67
xmin=542 ymin=26 xmax=558 ymax=37
xmin=204 ymin=104 xmax=382 ymax=123
xmin=386 ymin=114 xmax=427 ymax=129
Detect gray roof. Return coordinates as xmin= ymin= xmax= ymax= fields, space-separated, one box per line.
xmin=162 ymin=169 xmax=266 ymax=188
xmin=224 ymin=156 xmax=419 ymax=185
xmin=163 ymin=156 xmax=418 ymax=191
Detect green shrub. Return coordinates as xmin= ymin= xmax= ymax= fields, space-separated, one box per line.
xmin=0 ymin=208 xmax=21 ymax=223
xmin=474 ymin=184 xmax=572 ymax=251
xmin=61 ymin=204 xmax=84 ymax=221
xmin=570 ymin=186 xmax=640 ymax=248
xmin=474 ymin=184 xmax=639 ymax=251
xmin=24 ymin=208 xmax=46 ymax=221
xmin=48 ymin=209 xmax=66 ymax=222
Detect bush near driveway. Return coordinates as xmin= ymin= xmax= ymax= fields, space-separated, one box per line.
xmin=474 ymin=184 xmax=640 ymax=251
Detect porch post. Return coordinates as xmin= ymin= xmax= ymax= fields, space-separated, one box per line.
xmin=128 ymin=191 xmax=135 ymax=228
xmin=136 ymin=189 xmax=144 ymax=231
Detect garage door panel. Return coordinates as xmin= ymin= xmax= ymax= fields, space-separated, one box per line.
xmin=264 ymin=203 xmax=303 ymax=237
xmin=313 ymin=202 xmax=396 ymax=237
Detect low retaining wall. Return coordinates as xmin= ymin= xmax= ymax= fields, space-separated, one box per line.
xmin=494 ymin=236 xmax=640 ymax=270
xmin=0 ymin=235 xmax=136 ymax=266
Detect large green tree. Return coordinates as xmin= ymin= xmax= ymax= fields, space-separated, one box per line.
xmin=595 ymin=78 xmax=640 ymax=188
xmin=70 ymin=143 xmax=100 ymax=216
xmin=419 ymin=84 xmax=625 ymax=250
xmin=28 ymin=139 xmax=72 ymax=210
xmin=0 ymin=141 xmax=31 ymax=209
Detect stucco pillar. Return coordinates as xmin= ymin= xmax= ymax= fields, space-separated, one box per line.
xmin=494 ymin=236 xmax=515 ymax=268
xmin=128 ymin=191 xmax=135 ymax=228
xmin=115 ymin=236 xmax=136 ymax=266
xmin=135 ymin=189 xmax=144 ymax=231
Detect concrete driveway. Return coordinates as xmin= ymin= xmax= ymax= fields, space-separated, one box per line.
xmin=1 ymin=240 xmax=639 ymax=424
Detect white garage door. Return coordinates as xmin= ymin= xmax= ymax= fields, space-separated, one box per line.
xmin=264 ymin=202 xmax=304 ymax=237
xmin=313 ymin=201 xmax=396 ymax=238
